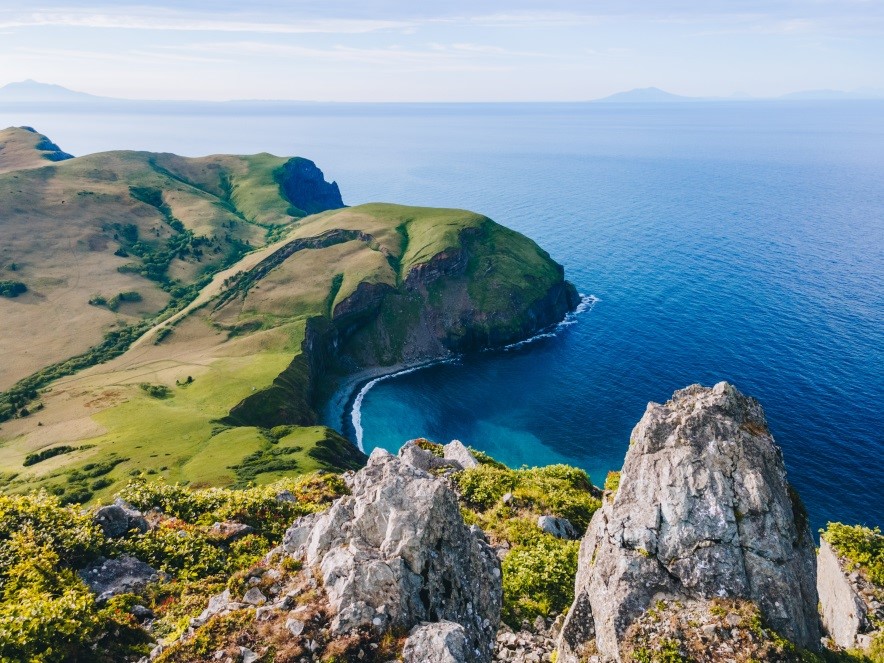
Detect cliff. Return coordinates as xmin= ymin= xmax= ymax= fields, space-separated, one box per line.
xmin=0 ymin=145 xmax=578 ymax=500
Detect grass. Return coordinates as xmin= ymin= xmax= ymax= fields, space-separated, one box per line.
xmin=1 ymin=193 xmax=572 ymax=500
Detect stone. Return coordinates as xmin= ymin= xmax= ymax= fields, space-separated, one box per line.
xmin=443 ymin=440 xmax=479 ymax=469
xmin=239 ymin=646 xmax=258 ymax=663
xmin=286 ymin=617 xmax=306 ymax=636
xmin=242 ymin=587 xmax=267 ymax=606
xmin=402 ymin=621 xmax=469 ymax=663
xmin=557 ymin=382 xmax=820 ymax=662
xmin=207 ymin=521 xmax=255 ymax=542
xmin=93 ymin=499 xmax=148 ymax=538
xmin=537 ymin=515 xmax=579 ymax=540
xmin=275 ymin=490 xmax=296 ymax=503
xmin=283 ymin=448 xmax=501 ymax=661
xmin=132 ymin=604 xmax=154 ymax=620
xmin=398 ymin=439 xmax=462 ymax=472
xmin=817 ymin=538 xmax=875 ymax=650
xmin=79 ymin=555 xmax=161 ymax=601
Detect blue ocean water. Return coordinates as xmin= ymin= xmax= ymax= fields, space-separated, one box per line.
xmin=1 ymin=101 xmax=881 ymax=531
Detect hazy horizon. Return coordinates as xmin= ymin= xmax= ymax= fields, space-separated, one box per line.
xmin=1 ymin=2 xmax=882 ymax=102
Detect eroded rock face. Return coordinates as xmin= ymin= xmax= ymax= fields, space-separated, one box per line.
xmin=284 ymin=448 xmax=502 ymax=661
xmin=558 ymin=382 xmax=820 ymax=661
xmin=817 ymin=539 xmax=882 ymax=651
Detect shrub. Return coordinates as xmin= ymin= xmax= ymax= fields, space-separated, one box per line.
xmin=139 ymin=383 xmax=172 ymax=399
xmin=0 ymin=280 xmax=27 ymax=297
xmin=23 ymin=445 xmax=76 ymax=467
xmin=501 ymin=534 xmax=580 ymax=626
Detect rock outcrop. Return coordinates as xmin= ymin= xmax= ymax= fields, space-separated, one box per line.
xmin=283 ymin=448 xmax=502 ymax=661
xmin=558 ymin=382 xmax=820 ymax=661
xmin=79 ymin=555 xmax=162 ymax=601
xmin=93 ymin=498 xmax=149 ymax=537
xmin=817 ymin=538 xmax=883 ymax=651
xmin=403 ymin=621 xmax=469 ymax=663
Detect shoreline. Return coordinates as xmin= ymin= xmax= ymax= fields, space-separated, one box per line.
xmin=319 ymin=355 xmax=459 ymax=449
xmin=320 ymin=293 xmax=598 ymax=453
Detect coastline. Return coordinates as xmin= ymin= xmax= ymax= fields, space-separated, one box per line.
xmin=321 ymin=293 xmax=599 ymax=453
xmin=320 ymin=356 xmax=460 ymax=449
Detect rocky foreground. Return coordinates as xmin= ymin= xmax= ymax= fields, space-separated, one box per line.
xmin=1 ymin=382 xmax=881 ymax=662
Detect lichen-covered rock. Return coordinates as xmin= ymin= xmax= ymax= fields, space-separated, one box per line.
xmin=399 ymin=439 xmax=461 ymax=473
xmin=443 ymin=440 xmax=479 ymax=469
xmin=558 ymin=382 xmax=820 ymax=661
xmin=817 ymin=538 xmax=883 ymax=651
xmin=283 ymin=448 xmax=502 ymax=661
xmin=206 ymin=520 xmax=255 ymax=542
xmin=537 ymin=515 xmax=579 ymax=540
xmin=79 ymin=555 xmax=161 ymax=601
xmin=94 ymin=498 xmax=148 ymax=537
xmin=403 ymin=621 xmax=469 ymax=663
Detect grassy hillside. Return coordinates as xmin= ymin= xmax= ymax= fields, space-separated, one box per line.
xmin=0 ymin=198 xmax=575 ymax=503
xmin=0 ymin=127 xmax=342 ymax=391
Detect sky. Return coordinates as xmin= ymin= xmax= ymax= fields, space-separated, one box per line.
xmin=1 ymin=1 xmax=883 ymax=101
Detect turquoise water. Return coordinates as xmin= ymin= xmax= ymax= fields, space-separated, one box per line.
xmin=2 ymin=101 xmax=881 ymax=530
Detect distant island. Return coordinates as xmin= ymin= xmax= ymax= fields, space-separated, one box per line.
xmin=2 ymin=80 xmax=884 ymax=105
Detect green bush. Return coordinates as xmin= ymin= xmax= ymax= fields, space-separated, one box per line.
xmin=501 ymin=533 xmax=579 ymax=626
xmin=0 ymin=280 xmax=26 ymax=297
xmin=23 ymin=445 xmax=76 ymax=467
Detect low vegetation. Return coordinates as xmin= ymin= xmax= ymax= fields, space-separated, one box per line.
xmin=0 ymin=280 xmax=26 ymax=297
xmin=444 ymin=444 xmax=602 ymax=627
xmin=0 ymin=473 xmax=347 ymax=662
xmin=822 ymin=523 xmax=884 ymax=586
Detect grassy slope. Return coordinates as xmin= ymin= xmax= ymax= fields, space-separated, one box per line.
xmin=1 ymin=191 xmax=569 ymax=503
xmin=0 ymin=132 xmax=307 ymax=390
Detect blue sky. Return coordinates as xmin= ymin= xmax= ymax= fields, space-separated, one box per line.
xmin=1 ymin=1 xmax=882 ymax=101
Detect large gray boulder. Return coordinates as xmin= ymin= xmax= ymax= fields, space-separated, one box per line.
xmin=93 ymin=499 xmax=148 ymax=538
xmin=79 ymin=555 xmax=161 ymax=601
xmin=817 ymin=538 xmax=882 ymax=651
xmin=283 ymin=448 xmax=501 ymax=661
xmin=558 ymin=382 xmax=820 ymax=661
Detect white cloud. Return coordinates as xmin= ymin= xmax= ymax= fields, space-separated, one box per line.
xmin=0 ymin=9 xmax=410 ymax=34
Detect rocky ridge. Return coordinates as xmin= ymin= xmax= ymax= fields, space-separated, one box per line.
xmin=558 ymin=382 xmax=821 ymax=661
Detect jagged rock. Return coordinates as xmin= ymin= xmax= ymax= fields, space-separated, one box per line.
xmin=93 ymin=499 xmax=148 ymax=537
xmin=558 ymin=382 xmax=820 ymax=661
xmin=79 ymin=555 xmax=161 ymax=601
xmin=399 ymin=439 xmax=462 ymax=472
xmin=207 ymin=521 xmax=255 ymax=542
xmin=443 ymin=440 xmax=479 ymax=469
xmin=403 ymin=621 xmax=469 ymax=663
xmin=817 ymin=538 xmax=880 ymax=650
xmin=283 ymin=448 xmax=501 ymax=661
xmin=537 ymin=515 xmax=579 ymax=540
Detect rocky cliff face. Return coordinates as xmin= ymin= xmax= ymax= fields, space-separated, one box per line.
xmin=558 ymin=382 xmax=820 ymax=661
xmin=276 ymin=157 xmax=344 ymax=215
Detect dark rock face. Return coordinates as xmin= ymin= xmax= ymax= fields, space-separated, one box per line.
xmin=283 ymin=448 xmax=502 ymax=661
xmin=276 ymin=157 xmax=344 ymax=216
xmin=79 ymin=555 xmax=161 ymax=601
xmin=558 ymin=382 xmax=820 ymax=661
xmin=93 ymin=499 xmax=148 ymax=537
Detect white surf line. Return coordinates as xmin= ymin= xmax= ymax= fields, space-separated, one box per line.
xmin=351 ymin=358 xmax=460 ymax=453
xmin=499 ymin=293 xmax=599 ymax=351
xmin=351 ymin=293 xmax=598 ymax=451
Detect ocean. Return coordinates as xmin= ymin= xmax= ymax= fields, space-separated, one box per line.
xmin=1 ymin=100 xmax=881 ymax=531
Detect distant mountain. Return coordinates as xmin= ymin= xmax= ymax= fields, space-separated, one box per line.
xmin=0 ymin=79 xmax=105 ymax=102
xmin=594 ymin=87 xmax=695 ymax=103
